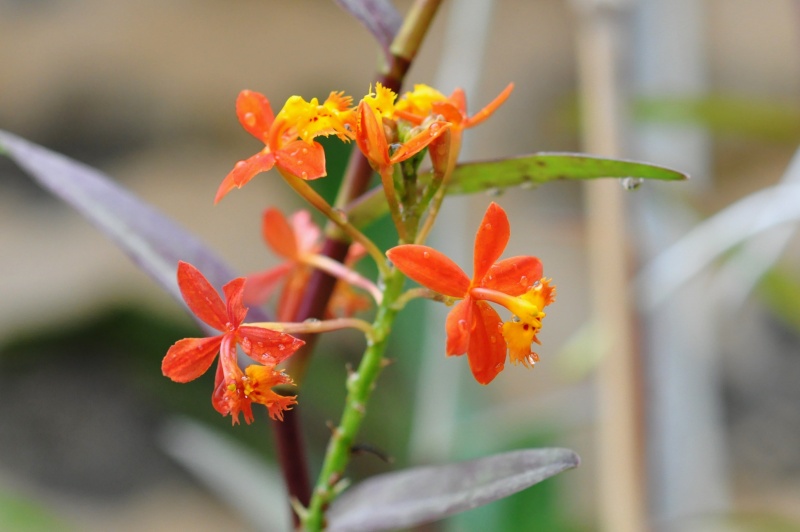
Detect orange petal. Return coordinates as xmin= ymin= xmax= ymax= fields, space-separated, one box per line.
xmin=482 ymin=256 xmax=543 ymax=296
xmin=276 ymin=140 xmax=326 ymax=180
xmin=238 ymin=326 xmax=305 ymax=365
xmin=466 ymin=301 xmax=506 ymax=385
xmin=445 ymin=299 xmax=472 ymax=356
xmin=243 ymin=263 xmax=293 ymax=305
xmin=448 ymin=88 xmax=467 ymax=116
xmin=162 ymin=336 xmax=222 ymax=383
xmin=223 ymin=277 xmax=248 ymax=327
xmin=464 ymin=82 xmax=514 ymax=129
xmin=262 ymin=208 xmax=299 ymax=259
xmin=236 ymin=90 xmax=274 ymax=143
xmin=215 ymin=151 xmax=276 ymax=204
xmin=212 ymin=368 xmax=254 ymax=425
xmin=473 ymin=202 xmax=510 ymax=281
xmin=431 ymin=101 xmax=464 ymax=125
xmin=387 ymin=245 xmax=469 ymax=297
xmin=177 ymin=261 xmax=228 ymax=330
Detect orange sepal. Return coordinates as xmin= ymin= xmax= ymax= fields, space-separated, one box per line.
xmin=473 ymin=202 xmax=511 ymax=281
xmin=387 ymin=245 xmax=470 ymax=297
xmin=176 ymin=261 xmax=228 ymax=330
xmin=262 ymin=208 xmax=299 ymax=259
xmin=464 ymin=83 xmax=514 ymax=128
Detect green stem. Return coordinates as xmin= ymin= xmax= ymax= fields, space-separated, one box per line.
xmin=302 ymin=268 xmax=406 ymax=530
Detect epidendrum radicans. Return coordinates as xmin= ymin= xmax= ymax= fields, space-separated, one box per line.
xmin=1 ymin=2 xmax=690 ymax=530
xmin=159 ymin=81 xmax=561 ymax=524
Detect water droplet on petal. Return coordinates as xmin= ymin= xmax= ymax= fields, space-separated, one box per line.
xmin=243 ymin=112 xmax=257 ymax=127
xmin=519 ymin=275 xmax=528 ymax=287
xmin=423 ymin=251 xmax=430 ymax=259
xmin=278 ymin=344 xmax=285 ymax=351
xmin=301 ymin=171 xmax=308 ymax=178
xmin=302 ymin=147 xmax=309 ymax=154
xmin=621 ymin=177 xmax=644 ymax=191
xmin=484 ymin=223 xmax=492 ymax=231
xmin=235 ymin=160 xmax=247 ymax=169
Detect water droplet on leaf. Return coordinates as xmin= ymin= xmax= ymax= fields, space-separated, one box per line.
xmin=621 ymin=177 xmax=644 ymax=191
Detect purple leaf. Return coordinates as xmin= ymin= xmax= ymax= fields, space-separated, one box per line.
xmin=333 ymin=0 xmax=401 ymax=62
xmin=327 ymin=447 xmax=580 ymax=531
xmin=0 ymin=130 xmax=271 ymax=332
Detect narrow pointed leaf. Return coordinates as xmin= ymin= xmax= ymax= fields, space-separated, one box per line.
xmin=327 ymin=447 xmax=580 ymax=531
xmin=0 ymin=130 xmax=271 ymax=332
xmin=443 ymin=152 xmax=688 ymax=195
xmin=333 ymin=0 xmax=401 ymax=63
xmin=345 ymin=152 xmax=688 ymax=229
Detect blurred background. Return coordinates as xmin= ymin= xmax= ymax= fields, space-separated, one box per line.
xmin=2 ymin=0 xmax=800 ymax=530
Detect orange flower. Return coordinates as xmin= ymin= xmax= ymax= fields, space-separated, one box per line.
xmin=386 ymin=202 xmax=554 ymax=384
xmin=162 ymin=261 xmax=304 ymax=423
xmin=395 ymin=83 xmax=514 ymax=175
xmin=244 ymin=208 xmax=371 ymax=321
xmin=215 ymin=90 xmax=355 ymax=203
xmin=354 ymin=83 xmax=450 ymax=175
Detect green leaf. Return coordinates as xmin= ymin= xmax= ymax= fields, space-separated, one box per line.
xmin=326 ymin=447 xmax=579 ymax=531
xmin=346 ymin=152 xmax=687 ymax=228
xmin=442 ymin=152 xmax=688 ymax=195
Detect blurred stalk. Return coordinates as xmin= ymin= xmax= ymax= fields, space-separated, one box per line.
xmin=631 ymin=1 xmax=731 ymax=526
xmin=572 ymin=1 xmax=648 ymax=531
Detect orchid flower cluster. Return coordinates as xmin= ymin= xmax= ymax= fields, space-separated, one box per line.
xmin=161 ymin=82 xmax=556 ymax=425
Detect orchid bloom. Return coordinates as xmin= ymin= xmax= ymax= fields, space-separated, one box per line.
xmin=162 ymin=261 xmax=304 ymax=423
xmin=355 ymin=83 xmax=450 ymax=175
xmin=244 ymin=208 xmax=372 ymax=321
xmin=386 ymin=202 xmax=555 ymax=384
xmin=215 ymin=90 xmax=355 ymax=203
xmin=395 ymin=83 xmax=514 ymax=175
